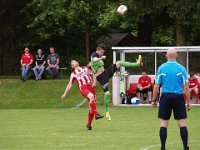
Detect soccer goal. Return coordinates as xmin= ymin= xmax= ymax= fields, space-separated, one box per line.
xmin=112 ymin=46 xmax=200 ymax=106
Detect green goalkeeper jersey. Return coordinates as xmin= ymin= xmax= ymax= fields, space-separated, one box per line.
xmin=91 ymin=52 xmax=104 ymax=73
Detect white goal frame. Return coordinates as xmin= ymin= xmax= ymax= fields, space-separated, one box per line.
xmin=112 ymin=46 xmax=200 ymax=105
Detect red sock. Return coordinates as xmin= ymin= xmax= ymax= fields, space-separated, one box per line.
xmin=89 ymin=100 xmax=98 ymax=116
xmin=87 ymin=110 xmax=94 ymax=126
xmin=195 ymin=92 xmax=199 ymax=102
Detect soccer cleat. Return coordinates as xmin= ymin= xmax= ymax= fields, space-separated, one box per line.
xmin=136 ymin=55 xmax=143 ymax=67
xmin=106 ymin=112 xmax=112 ymax=121
xmin=95 ymin=114 xmax=104 ymax=120
xmin=86 ymin=125 xmax=92 ymax=130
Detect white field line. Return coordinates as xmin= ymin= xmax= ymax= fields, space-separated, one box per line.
xmin=140 ymin=140 xmax=199 ymax=150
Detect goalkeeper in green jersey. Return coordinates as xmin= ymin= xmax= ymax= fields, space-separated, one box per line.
xmin=90 ymin=46 xmax=143 ymax=120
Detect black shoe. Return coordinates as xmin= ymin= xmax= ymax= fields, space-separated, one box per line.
xmin=95 ymin=114 xmax=104 ymax=120
xmin=149 ymin=101 xmax=151 ymax=104
xmin=186 ymin=146 xmax=189 ymax=150
xmin=86 ymin=125 xmax=92 ymax=130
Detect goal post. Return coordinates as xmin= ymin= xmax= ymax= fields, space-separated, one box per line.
xmin=112 ymin=46 xmax=200 ymax=106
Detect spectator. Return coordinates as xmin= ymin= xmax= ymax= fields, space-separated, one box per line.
xmin=46 ymin=47 xmax=60 ymax=79
xmin=20 ymin=47 xmax=34 ymax=81
xmin=136 ymin=71 xmax=152 ymax=103
xmin=33 ymin=49 xmax=46 ymax=80
xmin=189 ymin=73 xmax=199 ymax=104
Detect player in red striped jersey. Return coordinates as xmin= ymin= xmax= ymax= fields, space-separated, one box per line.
xmin=61 ymin=60 xmax=103 ymax=130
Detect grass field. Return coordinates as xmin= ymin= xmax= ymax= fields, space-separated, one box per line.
xmin=0 ymin=79 xmax=200 ymax=150
xmin=0 ymin=79 xmax=104 ymax=109
xmin=0 ymin=107 xmax=200 ymax=150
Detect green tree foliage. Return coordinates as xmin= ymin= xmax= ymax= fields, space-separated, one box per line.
xmin=25 ymin=0 xmax=112 ymax=61
xmin=1 ymin=0 xmax=200 ymax=75
xmin=0 ymin=0 xmax=29 ymax=75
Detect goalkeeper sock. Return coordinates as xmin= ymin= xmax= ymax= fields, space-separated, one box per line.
xmin=89 ymin=100 xmax=98 ymax=116
xmin=104 ymin=91 xmax=111 ymax=112
xmin=119 ymin=61 xmax=139 ymax=67
xmin=87 ymin=110 xmax=94 ymax=126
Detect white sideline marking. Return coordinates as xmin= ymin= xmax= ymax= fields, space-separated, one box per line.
xmin=140 ymin=141 xmax=199 ymax=150
xmin=71 ymin=99 xmax=87 ymax=109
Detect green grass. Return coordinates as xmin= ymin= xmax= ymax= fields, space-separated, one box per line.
xmin=0 ymin=79 xmax=200 ymax=149
xmin=0 ymin=107 xmax=199 ymax=150
xmin=0 ymin=79 xmax=104 ymax=109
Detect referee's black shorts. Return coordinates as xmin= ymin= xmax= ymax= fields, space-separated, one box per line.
xmin=96 ymin=64 xmax=118 ymax=86
xmin=158 ymin=93 xmax=187 ymax=120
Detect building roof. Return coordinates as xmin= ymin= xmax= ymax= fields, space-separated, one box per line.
xmin=96 ymin=33 xmax=137 ymax=46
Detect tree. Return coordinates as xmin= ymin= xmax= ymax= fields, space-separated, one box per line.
xmin=167 ymin=0 xmax=200 ymax=66
xmin=25 ymin=0 xmax=111 ymax=61
xmin=0 ymin=0 xmax=29 ymax=75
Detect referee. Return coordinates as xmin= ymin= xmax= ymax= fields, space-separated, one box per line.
xmin=152 ymin=48 xmax=191 ymax=150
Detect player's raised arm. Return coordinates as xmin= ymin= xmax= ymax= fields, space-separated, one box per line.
xmin=61 ymin=75 xmax=74 ymax=100
xmin=93 ymin=55 xmax=106 ymax=63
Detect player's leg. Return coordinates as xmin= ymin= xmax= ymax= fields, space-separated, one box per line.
xmin=103 ymin=83 xmax=111 ymax=120
xmin=115 ymin=54 xmax=143 ymax=68
xmin=96 ymin=71 xmax=112 ymax=120
xmin=81 ymin=85 xmax=103 ymax=130
xmin=86 ymin=87 xmax=103 ymax=120
xmin=87 ymin=110 xmax=94 ymax=130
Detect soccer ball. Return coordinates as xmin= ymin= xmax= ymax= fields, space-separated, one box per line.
xmin=131 ymin=97 xmax=140 ymax=105
xmin=117 ymin=5 xmax=128 ymax=15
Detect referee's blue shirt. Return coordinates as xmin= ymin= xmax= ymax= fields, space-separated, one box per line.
xmin=156 ymin=60 xmax=188 ymax=94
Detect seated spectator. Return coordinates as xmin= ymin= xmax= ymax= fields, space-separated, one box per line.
xmin=189 ymin=73 xmax=199 ymax=104
xmin=20 ymin=47 xmax=34 ymax=81
xmin=136 ymin=71 xmax=152 ymax=103
xmin=33 ymin=49 xmax=46 ymax=80
xmin=46 ymin=47 xmax=60 ymax=79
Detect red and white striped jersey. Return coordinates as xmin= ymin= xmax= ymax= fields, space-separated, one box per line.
xmin=71 ymin=66 xmax=93 ymax=88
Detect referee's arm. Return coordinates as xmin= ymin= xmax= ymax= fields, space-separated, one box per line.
xmin=184 ymin=84 xmax=192 ymax=111
xmin=152 ymin=84 xmax=160 ymax=103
